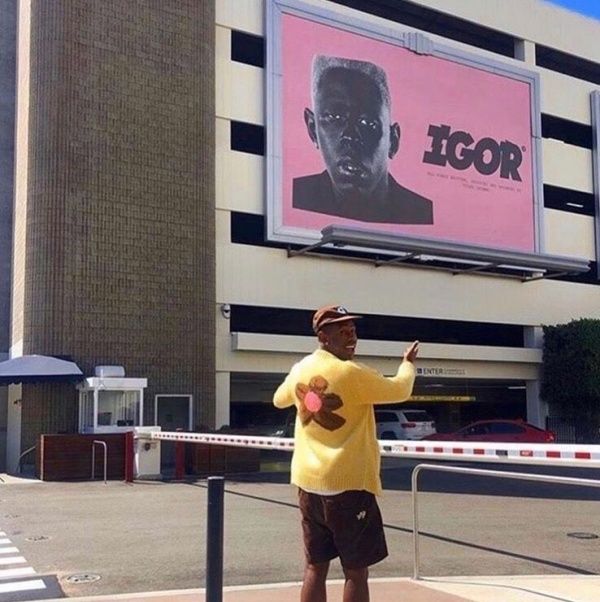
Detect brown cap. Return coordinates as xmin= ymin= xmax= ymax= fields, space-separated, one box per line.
xmin=312 ymin=305 xmax=362 ymax=333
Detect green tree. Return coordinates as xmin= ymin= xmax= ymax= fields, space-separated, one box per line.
xmin=541 ymin=319 xmax=600 ymax=439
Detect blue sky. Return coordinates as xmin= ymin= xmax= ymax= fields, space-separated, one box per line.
xmin=546 ymin=0 xmax=600 ymax=20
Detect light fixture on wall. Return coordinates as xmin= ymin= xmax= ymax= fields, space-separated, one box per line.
xmin=220 ymin=304 xmax=231 ymax=319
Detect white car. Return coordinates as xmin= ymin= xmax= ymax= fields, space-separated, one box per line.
xmin=375 ymin=409 xmax=436 ymax=440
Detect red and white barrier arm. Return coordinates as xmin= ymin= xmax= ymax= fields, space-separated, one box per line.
xmin=148 ymin=430 xmax=295 ymax=451
xmin=145 ymin=431 xmax=600 ymax=468
xmin=382 ymin=440 xmax=600 ymax=468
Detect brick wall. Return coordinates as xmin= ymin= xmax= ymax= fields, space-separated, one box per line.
xmin=0 ymin=0 xmax=16 ymax=356
xmin=16 ymin=0 xmax=216 ymax=450
xmin=21 ymin=383 xmax=78 ymax=453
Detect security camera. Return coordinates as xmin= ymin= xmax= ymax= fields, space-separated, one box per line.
xmin=221 ymin=304 xmax=231 ymax=319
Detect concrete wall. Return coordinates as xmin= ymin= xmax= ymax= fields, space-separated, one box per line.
xmin=0 ymin=0 xmax=16 ymax=356
xmin=214 ymin=0 xmax=600 ymax=427
xmin=215 ymin=0 xmax=600 ymax=330
xmin=0 ymin=0 xmax=17 ymax=471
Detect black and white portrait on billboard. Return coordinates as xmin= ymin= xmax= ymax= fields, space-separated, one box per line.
xmin=292 ymin=55 xmax=434 ymax=224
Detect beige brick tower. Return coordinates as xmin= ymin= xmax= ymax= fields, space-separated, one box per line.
xmin=11 ymin=0 xmax=215 ymax=454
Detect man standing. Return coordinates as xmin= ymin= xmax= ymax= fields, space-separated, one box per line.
xmin=293 ymin=55 xmax=433 ymax=225
xmin=273 ymin=304 xmax=419 ymax=602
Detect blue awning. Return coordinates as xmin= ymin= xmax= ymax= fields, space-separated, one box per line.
xmin=0 ymin=355 xmax=84 ymax=385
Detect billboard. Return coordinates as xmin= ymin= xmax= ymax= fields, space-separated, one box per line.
xmin=266 ymin=0 xmax=543 ymax=254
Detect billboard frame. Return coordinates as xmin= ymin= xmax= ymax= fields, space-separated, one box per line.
xmin=265 ymin=0 xmax=545 ymax=260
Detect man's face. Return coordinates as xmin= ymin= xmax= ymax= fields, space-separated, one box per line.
xmin=305 ymin=68 xmax=399 ymax=200
xmin=319 ymin=320 xmax=358 ymax=361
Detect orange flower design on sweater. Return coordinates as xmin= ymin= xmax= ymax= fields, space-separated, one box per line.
xmin=295 ymin=376 xmax=346 ymax=431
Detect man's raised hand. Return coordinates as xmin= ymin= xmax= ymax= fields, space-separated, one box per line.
xmin=403 ymin=340 xmax=419 ymax=363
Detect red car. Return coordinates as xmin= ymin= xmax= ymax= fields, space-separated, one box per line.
xmin=422 ymin=419 xmax=555 ymax=443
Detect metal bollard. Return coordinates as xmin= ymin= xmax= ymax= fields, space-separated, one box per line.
xmin=124 ymin=431 xmax=134 ymax=483
xmin=175 ymin=428 xmax=185 ymax=480
xmin=206 ymin=476 xmax=225 ymax=602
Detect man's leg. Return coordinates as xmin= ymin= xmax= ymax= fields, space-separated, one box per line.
xmin=301 ymin=560 xmax=329 ymax=602
xmin=342 ymin=566 xmax=369 ymax=602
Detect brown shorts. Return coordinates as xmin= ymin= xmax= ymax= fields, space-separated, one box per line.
xmin=298 ymin=489 xmax=388 ymax=569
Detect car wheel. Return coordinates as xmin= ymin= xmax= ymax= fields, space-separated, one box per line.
xmin=381 ymin=431 xmax=397 ymax=440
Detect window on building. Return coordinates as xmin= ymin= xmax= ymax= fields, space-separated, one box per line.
xmin=231 ymin=30 xmax=265 ymax=68
xmin=330 ymin=0 xmax=515 ymax=57
xmin=229 ymin=304 xmax=525 ymax=347
xmin=541 ymin=114 xmax=593 ymax=149
xmin=543 ymin=184 xmax=595 ymax=216
xmin=536 ymin=44 xmax=600 ymax=86
xmin=230 ymin=121 xmax=265 ymax=155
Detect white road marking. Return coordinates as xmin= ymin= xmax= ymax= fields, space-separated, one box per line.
xmin=0 ymin=556 xmax=25 ymax=565
xmin=0 ymin=567 xmax=35 ymax=580
xmin=0 ymin=578 xmax=45 ymax=593
xmin=0 ymin=528 xmax=45 ymax=593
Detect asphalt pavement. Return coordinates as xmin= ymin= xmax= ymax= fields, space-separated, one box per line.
xmin=0 ymin=459 xmax=598 ymax=600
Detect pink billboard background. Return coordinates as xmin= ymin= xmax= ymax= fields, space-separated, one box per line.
xmin=280 ymin=14 xmax=535 ymax=252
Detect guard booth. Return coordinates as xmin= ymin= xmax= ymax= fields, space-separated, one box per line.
xmin=76 ymin=366 xmax=160 ymax=480
xmin=0 ymin=357 xmax=160 ymax=479
xmin=77 ymin=365 xmax=146 ymax=433
xmin=37 ymin=365 xmax=161 ymax=480
xmin=33 ymin=364 xmax=159 ymax=481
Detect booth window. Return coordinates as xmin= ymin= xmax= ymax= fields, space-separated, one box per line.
xmin=77 ymin=376 xmax=147 ymax=434
xmin=97 ymin=390 xmax=138 ymax=428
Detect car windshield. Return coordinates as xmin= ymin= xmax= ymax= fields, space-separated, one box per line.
xmin=461 ymin=424 xmax=489 ymax=435
xmin=489 ymin=422 xmax=524 ymax=434
xmin=403 ymin=411 xmax=433 ymax=422
xmin=375 ymin=411 xmax=399 ymax=422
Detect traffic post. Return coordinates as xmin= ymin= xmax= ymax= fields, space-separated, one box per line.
xmin=206 ymin=476 xmax=225 ymax=602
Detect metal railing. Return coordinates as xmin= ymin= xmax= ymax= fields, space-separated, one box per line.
xmin=14 ymin=445 xmax=36 ymax=474
xmin=411 ymin=463 xmax=600 ymax=580
xmin=91 ymin=440 xmax=107 ymax=484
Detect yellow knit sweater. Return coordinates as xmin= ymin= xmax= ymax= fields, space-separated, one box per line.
xmin=273 ymin=348 xmax=416 ymax=495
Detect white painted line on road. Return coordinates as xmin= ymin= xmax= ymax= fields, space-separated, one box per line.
xmin=0 ymin=578 xmax=45 ymax=593
xmin=0 ymin=532 xmax=6 ymax=536
xmin=0 ymin=556 xmax=25 ymax=565
xmin=0 ymin=547 xmax=19 ymax=554
xmin=0 ymin=539 xmax=11 ymax=545
xmin=0 ymin=567 xmax=35 ymax=580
